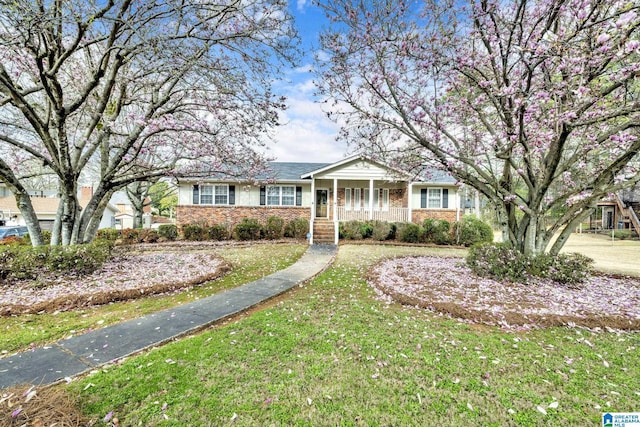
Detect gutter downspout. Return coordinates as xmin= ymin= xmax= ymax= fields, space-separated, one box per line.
xmin=310 ymin=176 xmax=315 ymax=245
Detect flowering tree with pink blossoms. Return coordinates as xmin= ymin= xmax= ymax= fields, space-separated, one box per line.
xmin=316 ymin=0 xmax=640 ymax=255
xmin=0 ymin=0 xmax=298 ymax=245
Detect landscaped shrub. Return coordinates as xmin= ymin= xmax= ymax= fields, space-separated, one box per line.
xmin=139 ymin=229 xmax=159 ymax=243
xmin=397 ymin=222 xmax=421 ymax=243
xmin=340 ymin=220 xmax=364 ymax=240
xmin=422 ymin=219 xmax=451 ymax=245
xmin=284 ymin=218 xmax=309 ymax=239
xmin=0 ymin=240 xmax=114 ymax=282
xmin=234 ymin=218 xmax=262 ymax=241
xmin=158 ymin=224 xmax=178 ymax=241
xmin=466 ymin=243 xmax=594 ymax=285
xmin=453 ymin=216 xmax=494 ymax=247
xmin=96 ymin=228 xmax=120 ymax=242
xmin=370 ymin=220 xmax=392 ymax=241
xmin=120 ymin=228 xmax=144 ymax=244
xmin=466 ymin=243 xmax=528 ymax=282
xmin=182 ymin=224 xmax=206 ymax=241
xmin=360 ymin=221 xmax=374 ymax=239
xmin=206 ymin=224 xmax=230 ymax=241
xmin=264 ymin=216 xmax=285 ymax=240
xmin=45 ymin=240 xmax=114 ymax=275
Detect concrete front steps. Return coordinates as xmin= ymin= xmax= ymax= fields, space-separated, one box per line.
xmin=313 ymin=219 xmax=336 ymax=244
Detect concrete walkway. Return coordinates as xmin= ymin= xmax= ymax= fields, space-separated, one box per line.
xmin=0 ymin=244 xmax=336 ymax=390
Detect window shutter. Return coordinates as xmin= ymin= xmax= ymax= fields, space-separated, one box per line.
xmin=442 ymin=189 xmax=449 ymax=209
xmin=296 ymin=186 xmax=302 ymax=206
xmin=420 ymin=188 xmax=427 ymax=209
xmin=229 ymin=185 xmax=235 ymax=205
xmin=260 ymin=186 xmax=266 ymax=205
xmin=193 ymin=185 xmax=200 ymax=205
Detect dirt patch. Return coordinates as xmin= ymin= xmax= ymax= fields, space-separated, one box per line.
xmin=368 ymin=256 xmax=640 ymax=330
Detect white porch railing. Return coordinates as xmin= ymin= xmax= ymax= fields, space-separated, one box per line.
xmin=336 ymin=206 xmax=409 ymax=223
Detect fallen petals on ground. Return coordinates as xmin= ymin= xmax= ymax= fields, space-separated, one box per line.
xmin=368 ymin=256 xmax=640 ymax=330
xmin=0 ymin=251 xmax=230 ymax=315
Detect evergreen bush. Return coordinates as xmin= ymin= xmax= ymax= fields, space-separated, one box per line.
xmin=340 ymin=220 xmax=364 ymax=240
xmin=453 ymin=216 xmax=494 ymax=247
xmin=206 ymin=224 xmax=230 ymax=241
xmin=422 ymin=219 xmax=451 ymax=245
xmin=397 ymin=222 xmax=421 ymax=243
xmin=234 ymin=218 xmax=263 ymax=241
xmin=182 ymin=224 xmax=206 ymax=241
xmin=158 ymin=224 xmax=178 ymax=241
xmin=370 ymin=220 xmax=392 ymax=241
xmin=264 ymin=216 xmax=285 ymax=240
xmin=466 ymin=243 xmax=593 ymax=285
xmin=284 ymin=218 xmax=309 ymax=239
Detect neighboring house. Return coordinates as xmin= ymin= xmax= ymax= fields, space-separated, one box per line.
xmin=176 ymin=155 xmax=461 ymax=244
xmin=595 ymin=183 xmax=640 ymax=236
xmin=0 ymin=186 xmax=119 ymax=231
xmin=109 ymin=190 xmax=152 ymax=229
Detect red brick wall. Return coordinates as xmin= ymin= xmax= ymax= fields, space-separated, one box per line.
xmin=177 ymin=205 xmax=311 ymax=228
xmin=412 ymin=209 xmax=457 ymax=224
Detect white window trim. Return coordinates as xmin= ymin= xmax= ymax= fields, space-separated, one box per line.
xmin=267 ymin=185 xmax=296 ymax=206
xmin=428 ymin=188 xmax=443 ymax=209
xmin=214 ymin=184 xmax=229 ymax=205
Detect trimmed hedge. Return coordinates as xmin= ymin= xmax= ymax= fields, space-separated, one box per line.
xmin=234 ymin=218 xmax=263 ymax=241
xmin=284 ymin=218 xmax=309 ymax=239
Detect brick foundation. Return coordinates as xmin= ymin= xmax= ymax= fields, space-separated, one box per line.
xmin=412 ymin=209 xmax=457 ymax=224
xmin=177 ymin=206 xmax=311 ymax=229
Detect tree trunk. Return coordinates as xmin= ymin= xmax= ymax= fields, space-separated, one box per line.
xmin=14 ymin=190 xmax=44 ymax=246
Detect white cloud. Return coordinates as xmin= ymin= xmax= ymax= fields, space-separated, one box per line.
xmin=296 ymin=0 xmax=310 ymax=12
xmin=262 ymin=78 xmax=347 ymax=162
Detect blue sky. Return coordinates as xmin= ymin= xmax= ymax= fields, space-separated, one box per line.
xmin=265 ymin=1 xmax=348 ymax=163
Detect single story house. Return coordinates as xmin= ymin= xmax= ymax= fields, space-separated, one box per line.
xmin=176 ymin=155 xmax=461 ymax=244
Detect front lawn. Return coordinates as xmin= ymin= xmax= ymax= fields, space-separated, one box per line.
xmin=0 ymin=242 xmax=307 ymax=357
xmin=55 ymin=245 xmax=639 ymax=426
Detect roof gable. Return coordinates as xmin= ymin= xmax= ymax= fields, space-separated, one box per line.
xmin=301 ymin=155 xmax=411 ymax=181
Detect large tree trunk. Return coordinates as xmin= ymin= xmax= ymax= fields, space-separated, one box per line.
xmin=0 ymin=161 xmax=44 ymax=246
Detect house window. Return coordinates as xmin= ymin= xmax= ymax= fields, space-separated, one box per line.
xmin=364 ymin=188 xmax=370 ymax=209
xmin=214 ymin=185 xmax=228 ymax=205
xmin=200 ymin=185 xmax=214 ymax=204
xmin=382 ymin=188 xmax=389 ymax=210
xmin=193 ymin=184 xmax=234 ymax=205
xmin=282 ymin=186 xmax=295 ymax=206
xmin=345 ymin=188 xmax=352 ymax=210
xmin=421 ymin=188 xmax=449 ymax=209
xmin=266 ymin=185 xmax=295 ymax=206
xmin=428 ymin=188 xmax=441 ymax=208
xmin=354 ymin=188 xmax=361 ymax=210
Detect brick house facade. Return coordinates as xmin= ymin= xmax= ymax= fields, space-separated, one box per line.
xmin=177 ymin=155 xmax=461 ymax=244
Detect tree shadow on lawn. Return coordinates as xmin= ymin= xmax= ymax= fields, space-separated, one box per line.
xmin=368 ymin=256 xmax=640 ymax=331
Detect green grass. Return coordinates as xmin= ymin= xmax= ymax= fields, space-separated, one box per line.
xmin=0 ymin=243 xmax=307 ymax=356
xmin=68 ymin=245 xmax=640 ymax=426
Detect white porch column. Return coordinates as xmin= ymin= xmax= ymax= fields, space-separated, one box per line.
xmin=369 ymin=179 xmax=374 ymax=220
xmin=407 ymin=182 xmax=413 ymax=223
xmin=475 ymin=190 xmax=481 ymax=219
xmin=310 ymin=176 xmax=315 ymax=244
xmin=456 ymin=188 xmax=461 ymax=222
xmin=333 ymin=178 xmax=339 ymax=244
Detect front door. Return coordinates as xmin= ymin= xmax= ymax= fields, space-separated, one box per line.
xmin=316 ymin=189 xmax=328 ymax=218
